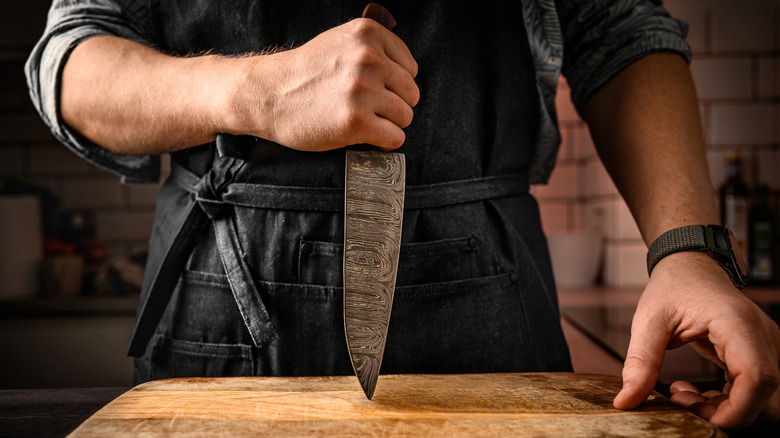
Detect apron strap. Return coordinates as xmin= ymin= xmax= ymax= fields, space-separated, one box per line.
xmin=127 ymin=158 xmax=530 ymax=357
xmin=126 ymin=198 xmax=208 ymax=356
xmin=194 ymin=160 xmax=279 ymax=348
xmin=126 ymin=157 xmax=278 ymax=357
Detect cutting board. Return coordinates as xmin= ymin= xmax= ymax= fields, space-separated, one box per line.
xmin=68 ymin=373 xmax=724 ymax=437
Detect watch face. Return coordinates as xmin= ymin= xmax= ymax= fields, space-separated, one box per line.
xmin=726 ymin=228 xmax=749 ymax=278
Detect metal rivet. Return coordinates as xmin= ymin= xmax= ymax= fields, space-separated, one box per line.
xmin=301 ymin=242 xmax=313 ymax=255
xmin=468 ymin=238 xmax=478 ymax=249
xmin=510 ymin=273 xmax=519 ymax=283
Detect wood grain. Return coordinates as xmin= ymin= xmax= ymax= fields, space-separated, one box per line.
xmin=67 ymin=373 xmax=724 ymax=437
xmin=344 ymin=149 xmax=405 ymax=400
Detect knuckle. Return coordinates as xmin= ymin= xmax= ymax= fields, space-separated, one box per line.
xmin=409 ymin=58 xmax=419 ymax=78
xmin=400 ymin=105 xmax=414 ymax=128
xmin=352 ymin=45 xmax=381 ymax=69
xmin=732 ymin=417 xmax=755 ymax=429
xmin=386 ymin=129 xmax=405 ymax=150
xmin=351 ymin=17 xmax=375 ymax=34
xmin=756 ymin=367 xmax=780 ymax=391
xmin=343 ymin=75 xmax=364 ymax=97
xmin=348 ymin=18 xmax=381 ymax=43
xmin=764 ymin=403 xmax=780 ymax=423
xmin=408 ymin=80 xmax=421 ymax=107
xmin=341 ymin=108 xmax=367 ymax=133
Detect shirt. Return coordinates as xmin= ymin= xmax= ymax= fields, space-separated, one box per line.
xmin=25 ymin=0 xmax=691 ymax=184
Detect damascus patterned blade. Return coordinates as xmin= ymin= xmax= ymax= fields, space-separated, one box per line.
xmin=344 ymin=149 xmax=405 ymax=400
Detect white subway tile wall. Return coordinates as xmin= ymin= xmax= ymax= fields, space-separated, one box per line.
xmin=62 ymin=179 xmax=123 ymax=209
xmin=758 ymin=57 xmax=776 ymax=98
xmin=95 ymin=212 xmax=155 ymax=241
xmin=710 ymin=104 xmax=775 ymax=145
xmin=536 ymin=202 xmax=570 ymax=235
xmin=28 ymin=146 xmax=90 ymax=175
xmin=572 ymin=124 xmax=597 ymax=161
xmin=531 ymin=163 xmax=579 ymax=199
xmin=533 ymin=0 xmax=780 ymax=289
xmin=690 ymin=58 xmax=753 ymax=99
xmin=603 ymin=242 xmax=650 ymax=289
xmin=127 ymin=182 xmax=164 ymax=207
xmin=667 ymin=2 xmax=706 ymax=53
xmin=580 ymin=159 xmax=618 ymax=199
xmin=710 ymin=4 xmax=775 ymax=53
xmin=0 ymin=147 xmax=24 ymax=175
xmin=554 ymin=82 xmax=579 ymax=123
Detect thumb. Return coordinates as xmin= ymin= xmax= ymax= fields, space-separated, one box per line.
xmin=613 ymin=313 xmax=671 ymax=410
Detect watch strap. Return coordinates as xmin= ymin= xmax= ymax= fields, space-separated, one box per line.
xmin=647 ymin=225 xmax=707 ymax=275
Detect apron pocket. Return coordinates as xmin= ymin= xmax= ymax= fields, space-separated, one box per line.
xmin=150 ymin=335 xmax=253 ymax=380
xmin=383 ymin=273 xmax=534 ymax=374
xmin=298 ymin=236 xmax=480 ymax=286
xmin=150 ymin=270 xmax=255 ymax=380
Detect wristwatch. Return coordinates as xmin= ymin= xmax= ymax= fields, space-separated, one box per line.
xmin=647 ymin=225 xmax=749 ymax=289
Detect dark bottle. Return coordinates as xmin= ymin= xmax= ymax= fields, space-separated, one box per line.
xmin=749 ymin=185 xmax=775 ymax=285
xmin=720 ymin=155 xmax=751 ymax=259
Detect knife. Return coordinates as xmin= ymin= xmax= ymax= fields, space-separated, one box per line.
xmin=343 ymin=3 xmax=405 ymax=401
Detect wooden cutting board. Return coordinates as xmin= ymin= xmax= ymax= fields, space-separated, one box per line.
xmin=68 ymin=373 xmax=724 ymax=437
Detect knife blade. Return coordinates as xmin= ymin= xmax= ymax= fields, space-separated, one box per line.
xmin=343 ymin=3 xmax=405 ymax=401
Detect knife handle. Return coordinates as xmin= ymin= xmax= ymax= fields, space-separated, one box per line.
xmin=362 ymin=3 xmax=397 ymax=31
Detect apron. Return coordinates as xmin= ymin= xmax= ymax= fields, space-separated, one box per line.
xmin=129 ymin=0 xmax=572 ymax=383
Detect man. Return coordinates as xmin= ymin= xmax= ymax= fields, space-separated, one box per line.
xmin=26 ymin=0 xmax=780 ymax=429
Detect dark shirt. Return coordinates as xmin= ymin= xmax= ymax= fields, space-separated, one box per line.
xmin=25 ymin=0 xmax=691 ymax=184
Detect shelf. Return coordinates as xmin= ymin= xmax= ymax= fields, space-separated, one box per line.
xmin=0 ymin=296 xmax=139 ymax=318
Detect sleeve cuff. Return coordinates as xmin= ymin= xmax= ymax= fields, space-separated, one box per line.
xmin=25 ymin=3 xmax=161 ymax=184
xmin=568 ymin=33 xmax=692 ymax=115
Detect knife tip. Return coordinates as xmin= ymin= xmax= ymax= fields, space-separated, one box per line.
xmin=355 ymin=369 xmax=378 ymax=400
xmin=361 ymin=382 xmax=376 ymax=400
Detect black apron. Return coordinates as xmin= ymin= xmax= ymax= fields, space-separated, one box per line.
xmin=130 ymin=0 xmax=572 ymax=383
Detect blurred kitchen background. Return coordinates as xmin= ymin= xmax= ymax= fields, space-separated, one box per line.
xmin=0 ymin=0 xmax=778 ymax=389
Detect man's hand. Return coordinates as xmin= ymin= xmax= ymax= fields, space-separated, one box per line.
xmin=234 ymin=18 xmax=420 ymax=152
xmin=613 ymin=251 xmax=780 ymax=429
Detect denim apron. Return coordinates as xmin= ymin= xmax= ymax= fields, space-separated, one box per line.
xmin=129 ymin=0 xmax=572 ymax=383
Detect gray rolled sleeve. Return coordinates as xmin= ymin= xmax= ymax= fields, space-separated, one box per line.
xmin=556 ymin=0 xmax=692 ymax=115
xmin=25 ymin=0 xmax=160 ymax=183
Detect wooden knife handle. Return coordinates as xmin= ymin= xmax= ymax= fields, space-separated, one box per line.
xmin=362 ymin=3 xmax=397 ymax=30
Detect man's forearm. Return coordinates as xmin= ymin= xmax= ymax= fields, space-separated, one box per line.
xmin=581 ymin=52 xmax=719 ymax=244
xmin=60 ymin=36 xmax=265 ymax=155
xmin=60 ymin=19 xmax=419 ymax=156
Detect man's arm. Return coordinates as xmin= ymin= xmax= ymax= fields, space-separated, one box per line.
xmin=581 ymin=52 xmax=780 ymax=428
xmin=60 ymin=18 xmax=419 ymax=155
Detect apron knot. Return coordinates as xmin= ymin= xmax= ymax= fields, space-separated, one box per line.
xmin=194 ymin=160 xmax=238 ymax=220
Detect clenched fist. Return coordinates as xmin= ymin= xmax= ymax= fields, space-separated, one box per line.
xmin=232 ymin=18 xmax=420 ymax=152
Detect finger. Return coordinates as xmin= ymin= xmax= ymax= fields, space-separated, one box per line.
xmin=359 ymin=115 xmax=405 ymax=150
xmin=758 ymin=389 xmax=780 ymax=423
xmin=706 ymin=394 xmax=729 ymax=406
xmin=374 ymin=90 xmax=414 ymax=129
xmin=381 ymin=31 xmax=418 ymax=78
xmin=356 ymin=18 xmax=418 ymax=78
xmin=687 ymin=402 xmax=719 ymax=421
xmin=670 ymin=390 xmax=719 ymax=421
xmin=670 ymin=381 xmax=701 ymax=395
xmin=702 ymin=390 xmax=725 ymax=399
xmin=707 ymin=336 xmax=780 ymax=428
xmin=670 ymin=390 xmax=707 ymax=408
xmin=613 ymin=314 xmax=670 ymax=410
xmin=384 ymin=61 xmax=420 ymax=108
